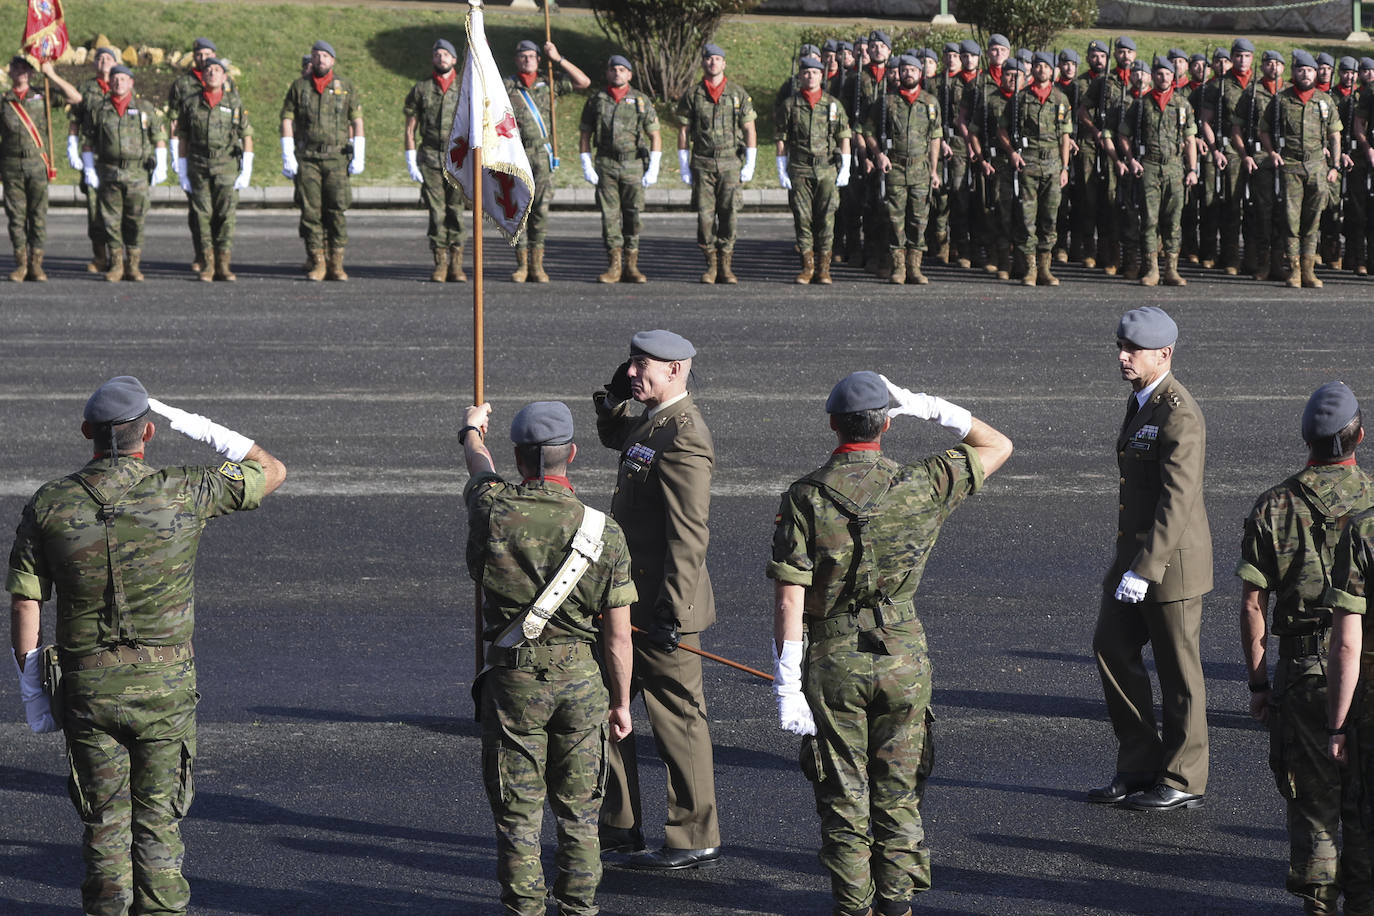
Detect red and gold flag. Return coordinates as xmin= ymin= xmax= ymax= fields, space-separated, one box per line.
xmin=22 ymin=0 xmax=69 ymax=64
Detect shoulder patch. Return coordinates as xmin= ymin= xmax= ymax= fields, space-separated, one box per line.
xmin=217 ymin=461 xmax=245 ymax=481
xmin=945 ymin=449 xmax=964 ymax=460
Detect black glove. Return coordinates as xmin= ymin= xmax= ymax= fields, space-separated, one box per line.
xmin=607 ymin=360 xmax=632 ymax=402
xmin=644 ymin=616 xmax=680 ymax=653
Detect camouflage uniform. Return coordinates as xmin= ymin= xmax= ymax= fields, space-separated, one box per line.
xmin=0 ymin=84 xmax=53 ymax=256
xmin=88 ymin=94 xmax=166 ymax=251
xmin=505 ymin=72 xmax=572 ymax=249
xmin=849 ymin=66 xmax=895 ymax=269
xmin=464 ymin=472 xmax=637 ymax=916
xmin=72 ymin=76 xmax=112 ymax=258
xmin=168 ymin=67 xmax=234 ymax=262
xmin=768 ymin=444 xmax=987 ymax=914
xmin=1328 ymin=85 xmax=1361 ymax=269
xmin=1074 ymin=68 xmax=1107 ymax=262
xmin=1192 ymin=76 xmax=1224 ymax=264
xmin=1119 ymin=88 xmax=1197 ymax=259
xmin=1234 ymin=77 xmax=1283 ymax=272
xmin=1053 ymin=75 xmax=1083 ymax=261
xmin=1003 ymin=84 xmax=1071 ymax=266
xmin=280 ymin=71 xmax=361 ymax=250
xmin=676 ymin=78 xmax=756 ymax=254
xmin=1081 ymin=69 xmax=1130 ymax=267
xmin=1350 ymin=87 xmax=1374 ymax=272
xmin=863 ymin=88 xmax=940 ymax=253
xmin=579 ymin=88 xmax=659 ymax=252
xmin=927 ymin=70 xmax=969 ymax=260
xmin=969 ymin=85 xmax=1015 ymax=272
xmin=406 ymin=73 xmax=466 ymax=252
xmin=1238 ymin=464 xmax=1374 ymax=916
xmin=6 ymin=455 xmax=266 ymax=915
xmin=176 ymin=86 xmax=252 ymax=254
xmin=777 ymin=90 xmax=851 ymax=255
xmin=1265 ymin=86 xmax=1342 ymax=256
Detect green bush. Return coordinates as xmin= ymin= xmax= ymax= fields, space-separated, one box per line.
xmin=958 ymin=0 xmax=1098 ymax=52
xmin=590 ymin=0 xmax=761 ymax=101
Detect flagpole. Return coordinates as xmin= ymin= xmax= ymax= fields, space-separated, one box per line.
xmin=544 ymin=0 xmax=557 ymax=163
xmin=471 ymin=0 xmax=487 ymax=678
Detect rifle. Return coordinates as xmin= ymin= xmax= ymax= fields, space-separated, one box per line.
xmin=877 ymin=71 xmax=888 ymax=199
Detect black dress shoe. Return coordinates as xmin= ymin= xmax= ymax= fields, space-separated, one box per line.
xmin=625 ymin=845 xmax=722 ymax=870
xmin=1086 ymin=773 xmax=1154 ymax=804
xmin=599 ymin=826 xmax=645 ymax=854
xmin=1124 ymin=784 xmax=1204 ymax=810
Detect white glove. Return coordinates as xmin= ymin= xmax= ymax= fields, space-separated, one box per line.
xmin=151 ymin=147 xmax=168 ymax=185
xmin=405 ymin=149 xmax=423 ymax=183
xmin=678 ymin=148 xmax=691 ymax=185
xmin=580 ymin=151 xmax=598 ymax=184
xmin=837 ymin=156 xmax=851 ymax=188
xmin=641 ymin=149 xmax=661 ymax=187
xmin=146 ymin=397 xmax=254 ymax=462
xmin=740 ymin=146 xmax=757 ymax=183
xmin=773 ymin=640 xmax=816 ymax=736
xmin=1115 ymin=570 xmax=1149 ymax=604
xmin=233 ymin=151 xmax=254 ymax=191
xmin=348 ymin=136 xmax=365 ymax=175
xmin=82 ymin=151 xmax=99 ymax=189
xmin=14 ymin=650 xmax=58 ymax=734
xmin=281 ymin=137 xmax=298 ymax=179
xmin=177 ymin=159 xmax=191 ymax=193
xmin=66 ymin=134 xmax=82 ymax=171
xmin=776 ymin=155 xmax=792 ymax=190
xmin=170 ymin=138 xmax=182 ymax=175
xmin=879 ymin=375 xmax=973 ymax=437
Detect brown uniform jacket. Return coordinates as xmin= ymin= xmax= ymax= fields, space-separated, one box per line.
xmin=594 ymin=390 xmax=715 ymax=633
xmin=1107 ymin=374 xmax=1213 ymax=601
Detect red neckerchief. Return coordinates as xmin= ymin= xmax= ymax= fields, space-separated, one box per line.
xmin=202 ymin=87 xmax=223 ymax=107
xmin=1337 ymin=84 xmax=1354 ymax=98
xmin=434 ymin=69 xmax=456 ymax=93
xmin=311 ymin=71 xmax=333 ymax=94
xmin=13 ymin=87 xmax=27 ymax=101
xmin=1187 ymin=79 xmax=1204 ymax=91
xmin=1234 ymin=69 xmax=1252 ymax=89
xmin=1114 ymin=66 xmax=1129 ymax=83
xmin=988 ymin=64 xmax=1002 ymax=85
xmin=1028 ymin=81 xmax=1053 ymax=103
xmin=998 ymin=86 xmax=1015 ymax=100
xmin=1149 ymin=86 xmax=1174 ymax=111
xmin=703 ymin=75 xmax=727 ymax=104
xmin=93 ymin=451 xmax=144 ymax=459
xmin=801 ymin=87 xmax=823 ymax=107
xmin=833 ymin=442 xmax=881 ymax=455
xmin=1261 ymin=76 xmax=1278 ymax=95
xmin=194 ymin=68 xmax=207 ymax=89
xmin=607 ymin=84 xmax=630 ymax=103
xmin=1056 ymin=77 xmax=1073 ymax=89
xmin=899 ymin=85 xmax=921 ymax=104
xmin=1293 ymin=84 xmax=1316 ymax=104
xmin=958 ymin=69 xmax=978 ymax=84
xmin=517 ymin=71 xmax=537 ymax=88
xmin=1308 ymin=457 xmax=1358 ymax=467
xmin=111 ymin=93 xmax=132 ymax=117
xmin=96 ymin=77 xmax=110 ymax=95
xmin=1316 ymin=80 xmax=1331 ymax=92
xmin=826 ymin=64 xmax=839 ymax=78
xmin=522 ymin=474 xmax=574 ymax=491
xmin=1174 ymin=75 xmax=1187 ymax=89
xmin=867 ymin=63 xmax=886 ymax=83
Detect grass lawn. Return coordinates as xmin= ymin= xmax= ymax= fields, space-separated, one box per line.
xmin=6 ymin=2 xmax=1369 ymax=189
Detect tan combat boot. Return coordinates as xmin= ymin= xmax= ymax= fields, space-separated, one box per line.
xmin=433 ymin=247 xmax=451 ymax=283
xmin=1301 ymin=251 xmax=1323 ymax=289
xmin=598 ymin=248 xmax=623 ymax=284
xmin=326 ymin=246 xmax=348 ymax=281
xmin=1162 ymin=252 xmax=1186 ymax=286
xmin=935 ymin=233 xmax=950 ymax=264
xmin=996 ymin=243 xmax=1011 ymax=280
xmin=8 ymin=248 xmax=28 ymax=282
xmin=448 ymin=244 xmax=467 ymax=282
xmin=888 ymin=248 xmax=907 ymax=285
xmin=197 ymin=248 xmax=215 ymax=282
xmin=87 ymin=240 xmax=106 ymax=273
xmin=1270 ymin=241 xmax=1290 ymax=282
xmin=125 ymin=248 xmax=145 ymax=282
xmin=529 ymin=246 xmax=549 ymax=283
xmin=718 ymin=250 xmax=737 ymax=284
xmin=1139 ymin=252 xmax=1159 ymax=287
xmin=700 ymin=247 xmax=717 ymax=284
xmin=907 ymin=249 xmax=928 ymax=285
xmin=794 ymin=250 xmax=814 ymax=284
xmin=1251 ymin=244 xmax=1270 ymax=282
xmin=623 ymin=249 xmax=647 ymax=283
xmin=816 ymin=250 xmax=833 ymax=284
xmin=1121 ymin=246 xmax=1140 ymax=281
xmin=1099 ymin=237 xmax=1117 ymax=275
xmin=28 ymin=248 xmax=47 ymax=282
xmin=1037 ymin=250 xmax=1059 ymax=286
xmin=104 ymin=248 xmax=124 ymax=282
xmin=215 ymin=250 xmax=236 ymax=282
xmin=305 ymin=249 xmax=326 ymax=281
xmin=508 ymin=247 xmax=525 ymax=283
xmin=1284 ymin=240 xmax=1301 ymax=288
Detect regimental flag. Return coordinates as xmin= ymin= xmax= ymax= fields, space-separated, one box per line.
xmin=444 ymin=2 xmax=533 ymax=244
xmin=22 ymin=0 xmax=69 ymax=64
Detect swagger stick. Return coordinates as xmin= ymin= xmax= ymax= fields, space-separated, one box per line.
xmin=629 ymin=625 xmax=774 ymax=681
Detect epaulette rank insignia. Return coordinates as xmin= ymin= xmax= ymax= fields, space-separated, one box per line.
xmin=217 ymin=461 xmax=245 ymax=481
xmin=945 ymin=448 xmax=963 ymax=460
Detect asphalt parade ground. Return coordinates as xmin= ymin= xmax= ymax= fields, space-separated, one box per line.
xmin=3 ymin=207 xmax=1373 ymax=915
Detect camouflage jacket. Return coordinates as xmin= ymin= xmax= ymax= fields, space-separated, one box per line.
xmin=0 ymin=87 xmax=51 ymax=160
xmin=861 ymin=88 xmax=941 ymax=162
xmin=1233 ymin=76 xmax=1280 ymax=153
xmin=775 ymin=90 xmax=850 ymax=166
xmin=768 ymin=445 xmax=985 ymax=622
xmin=464 ymin=474 xmax=637 ymax=644
xmin=1332 ymin=85 xmax=1360 ymax=154
xmin=280 ymin=71 xmax=361 ymax=160
xmin=177 ymin=89 xmax=252 ymax=164
xmin=6 ymin=456 xmax=266 ymax=656
xmin=1238 ymin=464 xmax=1374 ymax=637
xmin=676 ymin=78 xmax=756 ymax=162
xmin=929 ymin=72 xmax=967 ymax=143
xmin=406 ymin=73 xmax=462 ymax=163
xmin=1003 ymin=85 xmax=1071 ymax=156
xmin=168 ymin=68 xmax=236 ymax=123
xmin=579 ymin=87 xmax=659 ymax=159
xmin=844 ymin=63 xmax=895 ymax=126
xmin=70 ymin=75 xmax=110 ymax=136
xmin=89 ymin=95 xmax=166 ymax=166
xmin=1083 ymin=69 xmax=1131 ymax=136
xmin=1264 ymin=86 xmax=1341 ymax=163
xmin=503 ymin=72 xmax=573 ymax=157
xmin=1119 ymin=90 xmax=1197 ymax=162
xmin=1326 ymin=507 xmax=1374 ymax=618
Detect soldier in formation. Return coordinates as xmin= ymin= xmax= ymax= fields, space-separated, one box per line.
xmin=404 ymin=39 xmax=466 ymax=284
xmin=776 ymin=53 xmax=851 ymax=284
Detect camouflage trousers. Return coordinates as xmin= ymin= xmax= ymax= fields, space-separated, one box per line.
xmin=63 ymin=659 xmax=198 ymax=916
xmin=690 ymin=158 xmax=742 ymax=252
xmin=1077 ymin=142 xmax=1117 ymax=256
xmin=928 ymin=140 xmax=968 ymax=248
xmin=882 ymin=161 xmax=932 ymax=252
xmin=83 ymin=176 xmax=102 ymax=242
xmin=594 ymin=156 xmax=644 ymax=251
xmin=1345 ymin=165 xmax=1369 ymax=269
xmin=788 ymin=165 xmax=838 ymax=254
xmin=187 ymin=159 xmax=239 ymax=251
xmin=481 ymin=646 xmax=608 ymax=916
xmin=96 ymin=166 xmax=150 ymax=249
xmin=419 ymin=157 xmax=466 ymax=250
xmin=1244 ymin=162 xmax=1281 ymax=261
xmin=517 ymin=154 xmax=554 ymax=248
xmin=1005 ymin=159 xmax=1063 ymax=264
xmin=1270 ymin=660 xmax=1374 ymax=915
xmin=802 ymin=620 xmax=935 ymax=915
xmin=1280 ymin=160 xmax=1330 ymax=255
xmin=1195 ymin=152 xmax=1222 ymax=262
xmin=1138 ymin=160 xmax=1186 ymax=257
xmin=297 ymin=154 xmax=351 ymax=249
xmin=1 ymin=157 xmax=49 ymax=248
xmin=981 ymin=162 xmax=1012 ymax=251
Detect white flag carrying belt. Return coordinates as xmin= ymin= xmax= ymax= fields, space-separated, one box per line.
xmin=492 ymin=505 xmax=607 ymax=648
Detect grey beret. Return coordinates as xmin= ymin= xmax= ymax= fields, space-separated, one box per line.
xmin=855 ymin=35 xmax=869 ymax=45
xmin=1059 ymin=49 xmax=1081 ymax=65
xmin=193 ymin=38 xmax=216 ymax=53
xmin=800 ymin=44 xmax=821 ymax=59
xmin=1115 ymin=36 xmax=1136 ymax=51
xmin=312 ymin=40 xmax=336 ymax=57
xmin=1131 ymin=59 xmax=1150 ymax=74
xmin=1341 ymin=56 xmax=1359 ymax=72
xmin=798 ymin=55 xmax=823 ymax=72
xmin=1317 ymin=52 xmax=1335 ymax=67
xmin=630 ymin=329 xmax=696 ymax=361
xmin=608 ymin=54 xmax=632 ymax=71
xmin=826 ymin=371 xmax=888 ymax=414
xmin=203 ymin=58 xmax=227 ymax=72
xmin=837 ymin=40 xmax=853 ymax=53
xmin=1361 ymin=57 xmax=1374 ymax=71
xmin=510 ymin=401 xmax=574 ymax=446
xmin=917 ymin=48 xmax=939 ymax=63
xmin=702 ymin=42 xmax=725 ymax=59
xmin=10 ymin=54 xmax=30 ymax=69
xmin=515 ymin=39 xmax=539 ymax=54
xmin=822 ymin=39 xmax=838 ymax=54
xmin=990 ymin=33 xmax=1010 ymax=49
xmin=1087 ymin=40 xmax=1108 ymax=54
xmin=301 ymin=54 xmax=311 ymax=67
xmin=1292 ymin=50 xmax=1317 ymax=70
xmin=1032 ymin=50 xmax=1054 ymax=68
xmin=870 ymin=30 xmax=893 ymax=48
xmin=433 ymin=39 xmax=457 ymax=57
xmin=1232 ymin=38 xmax=1255 ymax=53
xmin=109 ymin=64 xmax=133 ymax=79
xmin=944 ymin=42 xmax=961 ymax=54
xmin=1168 ymin=47 xmax=1188 ymax=60
xmin=84 ymin=376 xmax=150 ymax=425
xmin=1003 ymin=58 xmax=1027 ymax=74
xmin=960 ymin=39 xmax=981 ymax=56
xmin=1302 ymin=382 xmax=1360 ymax=449
xmin=1190 ymin=53 xmax=1207 ymax=64
xmin=1017 ymin=49 xmax=1033 ymax=64
xmin=1262 ymin=49 xmax=1283 ymax=64
xmin=1152 ymin=55 xmax=1173 ymax=73
xmin=95 ymin=46 xmax=119 ymax=61
xmin=1213 ymin=47 xmax=1231 ymax=61
xmin=895 ymin=54 xmax=920 ymax=69
xmin=1116 ymin=306 xmax=1178 ymax=349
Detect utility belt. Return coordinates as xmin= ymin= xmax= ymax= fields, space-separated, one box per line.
xmin=1138 ymin=148 xmax=1182 ymax=164
xmin=887 ymin=153 xmax=929 ymax=166
xmin=1 ymin=149 xmax=45 ymax=162
xmin=60 ymin=641 xmax=194 ymax=673
xmin=790 ymin=150 xmax=828 ymax=166
xmin=99 ymin=156 xmax=147 ymax=168
xmin=1024 ymin=145 xmax=1060 ymax=161
xmin=1277 ymin=631 xmax=1328 ymax=660
xmin=597 ymin=150 xmax=641 ymax=163
xmin=808 ymin=599 xmax=916 ymax=640
xmin=485 ymin=640 xmax=592 ymax=670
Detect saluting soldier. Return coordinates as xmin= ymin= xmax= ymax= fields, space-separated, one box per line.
xmin=503 ymin=39 xmax=590 ymax=284
xmin=404 ymin=39 xmax=465 ymax=284
xmin=776 ymin=54 xmax=851 ymax=284
xmin=579 ymin=54 xmax=662 ymax=284
xmin=175 ymin=57 xmax=253 ymax=282
xmin=81 ymin=64 xmax=168 ymax=283
xmin=999 ymin=52 xmax=1071 ymax=287
xmin=967 ymin=59 xmax=1025 ymax=280
xmin=677 ymin=43 xmax=757 ymax=285
xmin=167 ymin=38 xmax=233 ymax=274
xmin=2 ymin=57 xmax=80 ymax=282
xmin=1235 ymin=49 xmax=1286 ymax=281
xmin=281 ymin=40 xmax=364 ymax=282
xmin=927 ymin=42 xmax=967 ymax=265
xmin=1203 ymin=39 xmax=1254 ymax=275
xmin=1074 ymin=40 xmax=1110 ymax=268
xmin=1118 ymin=56 xmax=1198 ymax=287
xmin=1079 ymin=36 xmax=1135 ymax=274
xmin=66 ymin=46 xmax=117 ymax=273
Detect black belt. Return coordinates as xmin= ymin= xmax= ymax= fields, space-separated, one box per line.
xmin=1278 ymin=632 xmax=1328 ymax=659
xmin=808 ymin=599 xmax=917 ymax=640
xmin=598 ymin=151 xmax=641 ymax=162
xmin=791 ymin=151 xmax=827 ymax=165
xmin=99 ymin=158 xmax=146 ymax=168
xmin=60 ymin=641 xmax=194 ymax=673
xmin=486 ymin=641 xmax=592 ymax=670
